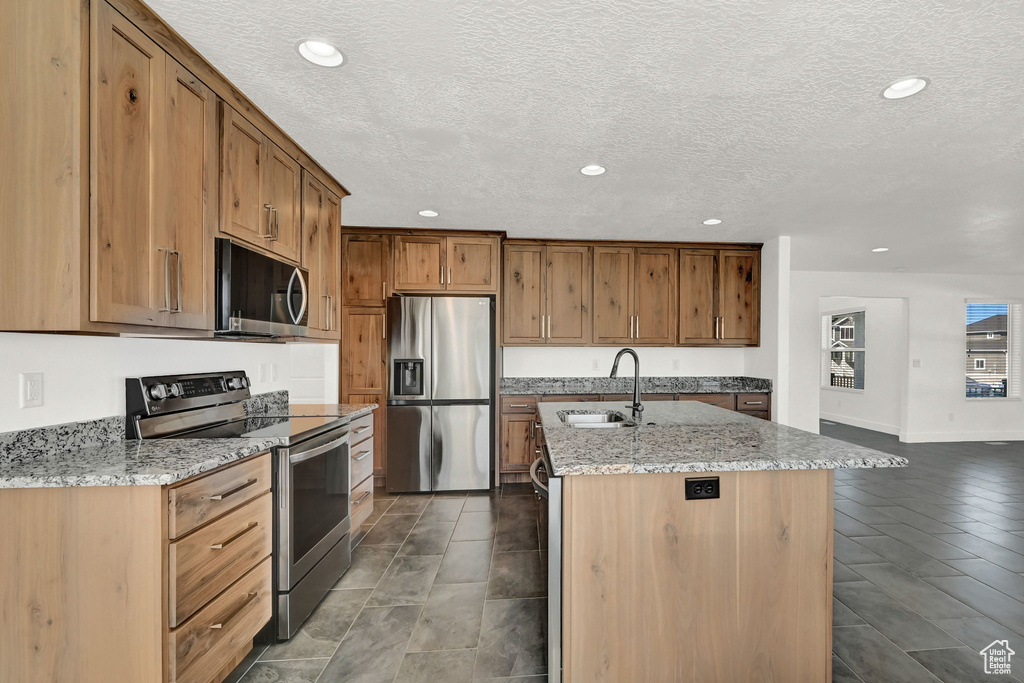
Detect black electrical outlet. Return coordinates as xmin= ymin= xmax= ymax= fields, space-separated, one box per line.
xmin=685 ymin=477 xmax=720 ymax=500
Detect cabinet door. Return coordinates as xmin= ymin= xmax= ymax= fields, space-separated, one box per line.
xmin=633 ymin=248 xmax=676 ymax=344
xmin=342 ymin=308 xmax=387 ymax=394
xmin=91 ymin=3 xmax=166 ymax=325
xmin=679 ymin=249 xmax=718 ymax=345
xmin=447 ymin=236 xmax=499 ymax=292
xmin=393 ymin=236 xmax=445 ymax=291
xmin=322 ymin=192 xmax=342 ymax=338
xmin=301 ymin=171 xmax=326 ymax=332
xmin=718 ymin=250 xmax=760 ymax=345
xmin=501 ymin=413 xmax=537 ymax=473
xmin=263 ymin=141 xmax=302 ymax=263
xmin=220 ymin=105 xmax=269 ymax=247
xmin=342 ymin=234 xmax=389 ymax=306
xmin=157 ymin=59 xmax=217 ymax=330
xmin=502 ymin=245 xmax=546 ymax=344
xmin=547 ymin=246 xmax=592 ymax=344
xmin=592 ymin=247 xmax=634 ymax=344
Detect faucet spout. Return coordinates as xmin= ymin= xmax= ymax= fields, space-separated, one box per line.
xmin=610 ymin=348 xmax=644 ymax=421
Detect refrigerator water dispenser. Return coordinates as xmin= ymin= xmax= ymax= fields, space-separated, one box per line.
xmin=394 ymin=359 xmax=424 ymax=396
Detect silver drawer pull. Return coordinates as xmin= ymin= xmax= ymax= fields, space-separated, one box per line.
xmin=509 ymin=404 xmax=531 ymax=408
xmin=353 ymin=426 xmax=371 ymax=434
xmin=206 ymin=478 xmax=258 ymax=501
xmin=210 ymin=522 xmax=259 ymax=550
xmin=210 ymin=591 xmax=258 ymax=629
xmin=744 ymin=401 xmax=765 ymax=406
xmin=353 ymin=490 xmax=371 ymax=505
xmin=353 ymin=450 xmax=371 ymax=461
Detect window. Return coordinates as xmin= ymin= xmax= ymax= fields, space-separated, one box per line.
xmin=966 ymin=302 xmax=1021 ymax=399
xmin=822 ymin=311 xmax=866 ymax=390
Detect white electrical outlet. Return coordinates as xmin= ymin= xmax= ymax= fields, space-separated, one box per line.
xmin=672 ymin=359 xmax=681 ymax=371
xmin=912 ymin=359 xmax=922 ymax=368
xmin=19 ymin=373 xmax=43 ymax=408
xmin=271 ymin=363 xmax=278 ymax=381
xmin=592 ymin=359 xmax=600 ymax=371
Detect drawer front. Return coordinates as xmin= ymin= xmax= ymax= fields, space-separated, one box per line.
xmin=679 ymin=394 xmax=736 ymax=410
xmin=737 ymin=393 xmax=769 ymax=411
xmin=351 ymin=476 xmax=374 ymax=529
xmin=540 ymin=394 xmax=601 ymax=402
xmin=601 ymin=393 xmax=674 ymax=402
xmin=168 ymin=556 xmax=272 ymax=683
xmin=167 ymin=453 xmax=271 ymax=540
xmin=501 ymin=396 xmax=538 ymax=414
xmin=168 ymin=493 xmax=272 ymax=627
xmin=351 ymin=437 xmax=374 ymax=488
xmin=744 ymin=410 xmax=771 ymax=421
xmin=350 ymin=413 xmax=374 ymax=445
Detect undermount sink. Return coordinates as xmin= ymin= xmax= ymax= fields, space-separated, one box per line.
xmin=558 ymin=411 xmax=634 ymax=429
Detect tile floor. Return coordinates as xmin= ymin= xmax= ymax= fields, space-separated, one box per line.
xmin=239 ymin=484 xmax=546 ymax=683
xmin=238 ymin=422 xmax=1024 ymax=683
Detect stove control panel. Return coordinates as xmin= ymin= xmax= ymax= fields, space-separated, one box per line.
xmin=125 ymin=371 xmax=253 ymax=435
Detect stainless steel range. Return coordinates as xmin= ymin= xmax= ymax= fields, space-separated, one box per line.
xmin=126 ymin=370 xmax=352 ymax=641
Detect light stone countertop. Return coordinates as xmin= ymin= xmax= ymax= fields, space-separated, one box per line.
xmin=538 ymin=401 xmax=907 ymax=476
xmin=501 ymin=375 xmax=771 ymax=396
xmin=0 ymin=404 xmax=375 ymax=489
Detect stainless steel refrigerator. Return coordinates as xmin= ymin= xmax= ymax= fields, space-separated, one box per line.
xmin=386 ymin=296 xmax=494 ymax=492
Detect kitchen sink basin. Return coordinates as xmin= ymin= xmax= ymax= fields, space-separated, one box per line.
xmin=558 ymin=411 xmax=634 ymax=429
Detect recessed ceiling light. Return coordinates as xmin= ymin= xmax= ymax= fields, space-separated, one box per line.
xmin=882 ymin=77 xmax=928 ymax=100
xmin=297 ymin=39 xmax=346 ymax=67
xmin=580 ymin=165 xmax=606 ymax=176
xmin=418 ymin=210 xmax=438 ymax=217
xmin=872 ymin=247 xmax=889 ymax=252
xmin=702 ymin=218 xmax=722 ymax=225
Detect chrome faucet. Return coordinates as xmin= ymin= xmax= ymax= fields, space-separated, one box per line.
xmin=610 ymin=348 xmax=644 ymax=421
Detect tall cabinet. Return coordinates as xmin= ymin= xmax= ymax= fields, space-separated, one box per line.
xmin=302 ymin=171 xmax=341 ymax=339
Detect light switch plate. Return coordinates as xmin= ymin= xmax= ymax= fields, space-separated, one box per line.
xmin=19 ymin=372 xmax=43 ymax=408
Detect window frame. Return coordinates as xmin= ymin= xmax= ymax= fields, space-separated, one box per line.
xmin=822 ymin=308 xmax=867 ymax=393
xmin=965 ymin=300 xmax=1021 ymax=402
xmin=974 ymin=358 xmax=987 ymax=371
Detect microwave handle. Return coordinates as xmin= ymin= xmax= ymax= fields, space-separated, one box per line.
xmin=287 ymin=268 xmax=308 ymax=325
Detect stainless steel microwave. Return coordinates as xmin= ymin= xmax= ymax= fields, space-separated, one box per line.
xmin=215 ymin=238 xmax=308 ymax=337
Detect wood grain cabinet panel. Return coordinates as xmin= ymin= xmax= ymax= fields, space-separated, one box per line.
xmin=719 ymin=250 xmax=760 ymax=345
xmin=342 ymin=308 xmax=387 ymax=394
xmin=679 ymin=248 xmax=760 ymax=346
xmin=502 ymin=245 xmax=546 ymax=344
xmin=167 ymin=452 xmax=271 ymax=540
xmin=501 ymin=413 xmax=537 ymax=474
xmin=302 ymin=172 xmax=341 ymax=338
xmin=447 ymin=235 xmax=499 ymax=292
xmin=592 ymin=247 xmax=634 ymax=344
xmin=393 ymin=235 xmax=499 ymax=293
xmin=393 ymin=235 xmax=446 ymax=291
xmin=633 ymin=248 xmax=677 ymax=344
xmin=547 ymin=246 xmax=592 ymax=344
xmin=679 ymin=249 xmax=718 ymax=344
xmin=219 ymin=105 xmax=269 ymax=248
xmin=342 ymin=234 xmax=390 ymax=306
xmin=263 ymin=142 xmax=302 ymax=263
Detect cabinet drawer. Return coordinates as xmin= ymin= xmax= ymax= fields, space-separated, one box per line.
xmin=168 ymin=493 xmax=272 ymax=627
xmin=351 ymin=476 xmax=374 ymax=529
xmin=350 ymin=413 xmax=374 ymax=445
xmin=501 ymin=396 xmax=538 ymax=414
xmin=167 ymin=453 xmax=271 ymax=540
xmin=679 ymin=394 xmax=736 ymax=410
xmin=737 ymin=394 xmax=769 ymax=411
xmin=601 ymin=393 xmax=675 ymax=402
xmin=744 ymin=410 xmax=771 ymax=421
xmin=351 ymin=437 xmax=374 ymax=489
xmin=540 ymin=394 xmax=601 ymax=402
xmin=168 ymin=556 xmax=272 ymax=683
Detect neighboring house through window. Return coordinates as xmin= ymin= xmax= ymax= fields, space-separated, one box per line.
xmin=966 ymin=302 xmax=1022 ymax=399
xmin=822 ymin=310 xmax=866 ymax=391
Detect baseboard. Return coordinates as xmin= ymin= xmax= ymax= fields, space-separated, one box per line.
xmin=901 ymin=430 xmax=1024 ymax=443
xmin=820 ymin=413 xmax=900 ymax=436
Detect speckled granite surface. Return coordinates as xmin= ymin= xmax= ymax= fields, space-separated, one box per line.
xmin=243 ymin=390 xmax=291 ymax=415
xmin=0 ymin=416 xmax=125 ymax=466
xmin=501 ymin=376 xmax=772 ymax=396
xmin=539 ymin=401 xmax=907 ymax=476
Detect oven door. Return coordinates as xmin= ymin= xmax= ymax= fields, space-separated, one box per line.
xmin=277 ymin=428 xmax=351 ymax=592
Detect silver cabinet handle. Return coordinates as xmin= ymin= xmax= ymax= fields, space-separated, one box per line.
xmin=635 ymin=315 xmax=639 ymax=338
xmin=323 ymin=295 xmax=331 ymax=331
xmin=209 ymin=591 xmax=258 ymax=629
xmin=448 ymin=266 xmax=452 ymax=286
xmin=272 ymin=207 xmax=280 ymax=241
xmin=263 ymin=204 xmax=273 ymax=239
xmin=744 ymin=401 xmax=764 ymax=406
xmin=353 ymin=450 xmax=371 ymax=461
xmin=158 ymin=248 xmax=172 ymax=312
xmin=382 ymin=281 xmax=387 ymax=301
xmin=209 ymin=521 xmax=258 ymax=550
xmin=173 ymin=250 xmax=182 ymax=313
xmin=353 ymin=426 xmax=370 ymax=434
xmin=440 ymin=266 xmax=444 ymax=285
xmin=353 ymin=490 xmax=371 ymax=505
xmin=530 ymin=420 xmax=536 ymax=440
xmin=206 ymin=478 xmax=258 ymax=501
xmin=509 ymin=404 xmax=531 ymax=408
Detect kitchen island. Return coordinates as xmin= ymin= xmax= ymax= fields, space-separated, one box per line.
xmin=537 ymin=400 xmax=906 ymax=683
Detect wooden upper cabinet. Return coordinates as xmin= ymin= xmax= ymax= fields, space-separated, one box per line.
xmin=91 ymin=5 xmax=213 ymax=330
xmin=547 ymin=245 xmax=591 ymax=344
xmin=219 ymin=105 xmax=302 ymax=264
xmin=593 ymin=247 xmax=635 ymax=344
xmin=393 ymin=236 xmax=445 ymax=291
xmin=342 ymin=308 xmax=387 ymax=394
xmin=322 ymin=193 xmax=342 ymax=335
xmin=301 ymin=171 xmax=341 ymax=338
xmin=679 ymin=248 xmax=760 ymax=346
xmin=447 ymin=236 xmax=499 ymax=292
xmin=503 ymin=245 xmax=546 ymax=344
xmin=633 ymin=248 xmax=677 ymax=344
xmin=718 ymin=250 xmax=759 ymax=345
xmin=342 ymin=234 xmax=390 ymax=306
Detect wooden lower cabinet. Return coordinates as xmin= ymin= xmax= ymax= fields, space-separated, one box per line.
xmin=500 ymin=396 xmax=540 ymax=478
xmin=0 ymin=453 xmax=272 ymax=683
xmin=562 ymin=469 xmax=833 ymax=682
xmin=349 ymin=412 xmax=375 ymax=536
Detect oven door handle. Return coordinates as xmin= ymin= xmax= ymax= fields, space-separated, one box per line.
xmin=288 ymin=432 xmax=349 ymax=465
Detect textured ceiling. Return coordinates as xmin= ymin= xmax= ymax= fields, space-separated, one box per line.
xmin=147 ymin=0 xmax=1024 ymax=273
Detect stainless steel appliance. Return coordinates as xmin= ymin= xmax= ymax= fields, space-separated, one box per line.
xmin=531 ymin=447 xmax=562 ymax=683
xmin=215 ymin=238 xmax=309 ymax=337
xmin=386 ymin=296 xmax=494 ymax=492
xmin=126 ymin=371 xmax=351 ymax=641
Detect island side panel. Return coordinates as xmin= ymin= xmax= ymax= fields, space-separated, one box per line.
xmin=0 ymin=485 xmax=165 ymax=683
xmin=562 ymin=469 xmax=833 ymax=683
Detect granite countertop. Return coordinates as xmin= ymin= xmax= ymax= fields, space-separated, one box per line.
xmin=501 ymin=376 xmax=772 ymax=396
xmin=0 ymin=403 xmax=376 ymax=489
xmin=538 ymin=401 xmax=907 ymax=476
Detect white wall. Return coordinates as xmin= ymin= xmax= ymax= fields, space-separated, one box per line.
xmin=819 ymin=297 xmax=908 ymax=435
xmin=501 ymin=346 xmax=747 ymax=378
xmin=788 ymin=271 xmax=1024 ymax=442
xmin=0 ymin=333 xmax=340 ymax=431
xmin=744 ymin=237 xmax=791 ymax=423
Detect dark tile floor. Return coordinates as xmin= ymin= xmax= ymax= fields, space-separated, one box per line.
xmin=238 ymin=484 xmax=546 ymax=683
xmin=822 ymin=420 xmax=1024 ymax=683
xmin=237 ymin=423 xmax=1024 ymax=682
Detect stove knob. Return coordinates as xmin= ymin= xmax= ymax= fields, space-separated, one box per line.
xmin=241 ymin=376 xmax=251 ymax=389
xmin=147 ymin=384 xmax=169 ymax=400
xmin=168 ymin=383 xmax=184 ymax=398
xmin=227 ymin=377 xmax=245 ymax=391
